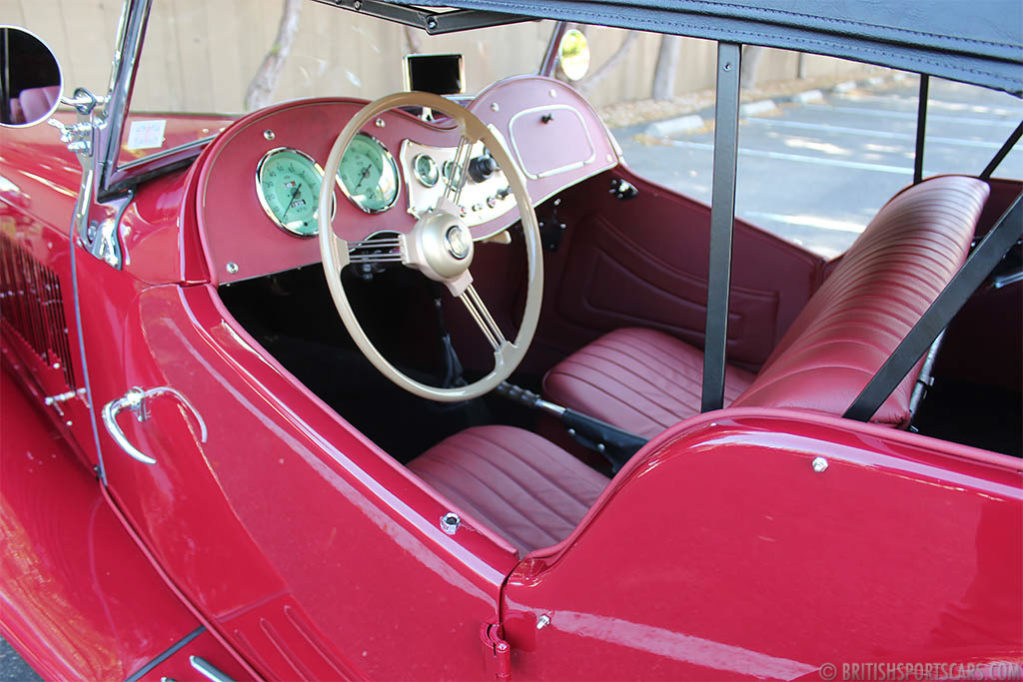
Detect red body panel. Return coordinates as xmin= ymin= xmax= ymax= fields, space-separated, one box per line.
xmin=502 ymin=409 xmax=1023 ymax=679
xmin=96 ymin=280 xmax=519 ymax=679
xmin=0 ymin=361 xmax=242 ymax=680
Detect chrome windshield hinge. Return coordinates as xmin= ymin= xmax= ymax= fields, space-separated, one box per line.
xmin=47 ymin=118 xmax=95 ymax=156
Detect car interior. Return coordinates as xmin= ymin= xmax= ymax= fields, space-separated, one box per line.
xmin=206 ymin=45 xmax=1021 ymax=555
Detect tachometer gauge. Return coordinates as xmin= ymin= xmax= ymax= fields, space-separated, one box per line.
xmin=412 ymin=153 xmax=439 ymax=187
xmin=337 ymin=133 xmax=401 ymax=213
xmin=255 ymin=148 xmax=333 ymax=237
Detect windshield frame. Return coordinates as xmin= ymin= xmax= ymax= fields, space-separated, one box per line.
xmin=93 ymin=0 xmax=543 ymax=199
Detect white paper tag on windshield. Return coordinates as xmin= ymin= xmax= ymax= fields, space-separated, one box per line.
xmin=125 ymin=119 xmax=166 ymax=150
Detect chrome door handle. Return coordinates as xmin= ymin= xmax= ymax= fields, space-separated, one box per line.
xmin=101 ymin=386 xmax=208 ymax=465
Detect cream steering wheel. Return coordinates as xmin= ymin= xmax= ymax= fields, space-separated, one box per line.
xmin=318 ymin=92 xmax=543 ymax=402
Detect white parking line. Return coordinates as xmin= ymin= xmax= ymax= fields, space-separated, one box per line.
xmin=833 ymin=92 xmax=1023 ymax=117
xmin=668 ymin=139 xmax=924 ymax=175
xmin=743 ymin=210 xmax=864 ymax=233
xmin=804 ymin=104 xmax=1020 ymax=126
xmin=743 ymin=117 xmax=1005 ymax=149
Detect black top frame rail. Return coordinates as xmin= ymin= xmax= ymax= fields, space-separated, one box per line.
xmin=981 ymin=121 xmax=1023 ymax=181
xmin=311 ymin=0 xmax=533 ymax=34
xmin=913 ymin=75 xmax=929 ymax=185
xmin=701 ymin=42 xmax=742 ymax=413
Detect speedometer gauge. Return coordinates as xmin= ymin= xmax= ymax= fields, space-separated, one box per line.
xmin=338 ymin=133 xmax=401 ymax=213
xmin=255 ymin=148 xmax=333 ymax=237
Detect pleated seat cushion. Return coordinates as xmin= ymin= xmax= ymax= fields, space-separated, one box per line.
xmin=407 ymin=426 xmax=609 ymax=554
xmin=543 ymin=327 xmax=756 ymax=439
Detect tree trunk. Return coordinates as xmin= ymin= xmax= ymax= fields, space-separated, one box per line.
xmin=740 ymin=45 xmax=766 ymax=90
xmin=578 ymin=30 xmax=639 ymax=94
xmin=651 ymin=35 xmax=683 ymax=100
xmin=244 ymin=0 xmax=303 ymax=111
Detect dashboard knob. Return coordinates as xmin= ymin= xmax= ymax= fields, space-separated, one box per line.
xmin=468 ymin=154 xmax=499 ymax=183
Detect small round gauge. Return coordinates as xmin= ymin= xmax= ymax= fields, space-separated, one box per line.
xmin=413 ymin=153 xmax=439 ymax=187
xmin=337 ymin=133 xmax=401 ymax=213
xmin=255 ymin=148 xmax=333 ymax=237
xmin=441 ymin=160 xmax=463 ymax=187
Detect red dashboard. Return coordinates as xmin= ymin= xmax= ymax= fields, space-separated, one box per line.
xmin=194 ymin=76 xmax=620 ymax=285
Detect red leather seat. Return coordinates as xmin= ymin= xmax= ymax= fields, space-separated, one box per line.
xmin=407 ymin=426 xmax=609 ymax=554
xmin=544 ymin=176 xmax=990 ymax=433
xmin=17 ymin=86 xmax=59 ymax=124
xmin=544 ymin=327 xmax=756 ymax=439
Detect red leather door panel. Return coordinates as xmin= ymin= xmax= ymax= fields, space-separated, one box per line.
xmin=537 ymin=168 xmax=827 ymax=371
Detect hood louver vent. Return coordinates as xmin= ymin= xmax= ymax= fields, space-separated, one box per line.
xmin=0 ymin=234 xmax=78 ymax=391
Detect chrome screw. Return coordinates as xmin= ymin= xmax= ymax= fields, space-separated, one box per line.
xmin=226 ymin=262 xmax=239 ymax=274
xmin=440 ymin=512 xmax=460 ymax=535
xmin=263 ymin=129 xmax=275 ymax=141
xmin=811 ymin=457 xmax=828 ymax=473
xmin=536 ymin=614 xmax=551 ymax=629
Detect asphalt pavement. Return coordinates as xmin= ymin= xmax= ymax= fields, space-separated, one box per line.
xmin=1 ymin=76 xmax=1020 ymax=680
xmin=615 ymin=76 xmax=1023 ymax=258
xmin=0 ymin=638 xmax=38 ymax=682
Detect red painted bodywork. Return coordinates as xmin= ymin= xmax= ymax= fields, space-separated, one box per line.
xmin=0 ymin=356 xmax=246 ymax=680
xmin=1 ymin=75 xmax=1021 ymax=679
xmin=503 ymin=409 xmax=1022 ymax=679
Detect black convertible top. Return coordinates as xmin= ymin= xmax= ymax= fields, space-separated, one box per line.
xmin=388 ymin=0 xmax=1023 ymax=96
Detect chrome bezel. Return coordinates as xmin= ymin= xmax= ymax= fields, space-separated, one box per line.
xmin=255 ymin=147 xmax=335 ymax=238
xmin=335 ymin=132 xmax=402 ymax=215
xmin=412 ymin=153 xmax=439 ymax=187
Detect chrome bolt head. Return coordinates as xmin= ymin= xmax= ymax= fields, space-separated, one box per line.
xmin=226 ymin=262 xmax=239 ymax=274
xmin=263 ymin=129 xmax=275 ymax=141
xmin=440 ymin=512 xmax=461 ymax=534
xmin=536 ymin=614 xmax=551 ymax=629
xmin=812 ymin=456 xmax=828 ymax=473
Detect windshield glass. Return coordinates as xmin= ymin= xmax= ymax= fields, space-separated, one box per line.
xmin=118 ymin=2 xmax=554 ymax=166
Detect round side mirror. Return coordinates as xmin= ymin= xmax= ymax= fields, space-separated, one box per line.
xmin=558 ymin=29 xmax=591 ymax=82
xmin=1 ymin=26 xmax=63 ymax=127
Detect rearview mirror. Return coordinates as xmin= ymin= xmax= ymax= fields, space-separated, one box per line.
xmin=558 ymin=29 xmax=590 ymax=81
xmin=0 ymin=26 xmax=63 ymax=127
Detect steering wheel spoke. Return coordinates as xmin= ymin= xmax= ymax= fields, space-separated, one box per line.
xmin=458 ymin=282 xmax=507 ymax=351
xmin=443 ymin=135 xmax=474 ymax=206
xmin=319 ymin=90 xmax=542 ymax=402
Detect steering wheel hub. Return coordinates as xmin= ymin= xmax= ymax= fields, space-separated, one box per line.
xmin=446 ymin=224 xmax=471 ymax=260
xmin=403 ymin=208 xmax=475 ymax=286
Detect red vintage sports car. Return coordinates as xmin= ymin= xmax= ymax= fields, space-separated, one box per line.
xmin=1 ymin=1 xmax=1021 ymax=679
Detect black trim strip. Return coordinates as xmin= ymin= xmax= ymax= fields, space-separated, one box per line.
xmin=913 ymin=74 xmax=929 ymax=185
xmin=701 ymin=42 xmax=742 ymax=413
xmin=309 ymin=0 xmax=531 ymax=34
xmin=980 ymin=120 xmax=1023 ymax=180
xmin=124 ymin=625 xmax=206 ymax=682
xmin=844 ymin=193 xmax=1023 ymax=422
